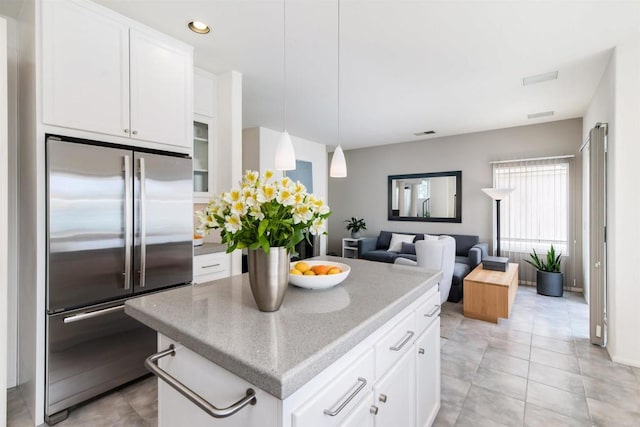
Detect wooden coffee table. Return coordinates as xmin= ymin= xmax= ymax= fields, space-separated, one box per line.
xmin=463 ymin=263 xmax=519 ymax=323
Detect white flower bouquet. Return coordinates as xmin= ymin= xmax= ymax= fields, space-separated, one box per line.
xmin=196 ymin=170 xmax=331 ymax=254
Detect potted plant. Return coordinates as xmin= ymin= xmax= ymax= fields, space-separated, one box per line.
xmin=345 ymin=217 xmax=366 ymax=239
xmin=525 ymin=245 xmax=563 ymax=297
xmin=196 ymin=170 xmax=331 ymax=311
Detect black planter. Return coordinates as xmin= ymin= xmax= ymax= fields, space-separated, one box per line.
xmin=536 ymin=271 xmax=564 ymax=297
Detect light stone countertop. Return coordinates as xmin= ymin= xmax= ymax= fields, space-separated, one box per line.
xmin=193 ymin=242 xmax=227 ymax=256
xmin=125 ymin=256 xmax=441 ymax=399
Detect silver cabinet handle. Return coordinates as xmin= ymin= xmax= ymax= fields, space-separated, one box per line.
xmin=379 ymin=394 xmax=387 ymax=403
xmin=418 ymin=348 xmax=425 ymax=355
xmin=424 ymin=305 xmax=440 ymax=318
xmin=123 ymin=156 xmax=132 ymax=290
xmin=389 ymin=331 xmax=414 ymax=352
xmin=202 ymin=264 xmax=221 ymax=269
xmin=124 ymin=129 xmax=129 ymax=134
xmin=323 ymin=377 xmax=367 ymax=416
xmin=64 ymin=305 xmax=125 ymax=324
xmin=139 ymin=157 xmax=147 ymax=288
xmin=145 ymin=345 xmax=257 ymax=418
xmin=370 ymin=405 xmax=379 ymax=415
xmin=132 ymin=130 xmax=138 ymax=135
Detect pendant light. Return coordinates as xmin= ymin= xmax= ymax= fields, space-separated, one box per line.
xmin=275 ymin=0 xmax=296 ymax=171
xmin=330 ymin=0 xmax=347 ymax=178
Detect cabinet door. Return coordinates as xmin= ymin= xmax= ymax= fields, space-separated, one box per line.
xmin=193 ymin=114 xmax=215 ymax=202
xmin=416 ymin=318 xmax=440 ymax=427
xmin=338 ymin=392 xmax=375 ymax=427
xmin=372 ymin=349 xmax=415 ymax=427
xmin=130 ymin=28 xmax=192 ymax=148
xmin=42 ymin=0 xmax=129 ymax=137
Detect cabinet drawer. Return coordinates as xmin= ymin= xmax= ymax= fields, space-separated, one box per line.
xmin=415 ymin=288 xmax=441 ymax=336
xmin=193 ymin=252 xmax=230 ymax=280
xmin=292 ymin=348 xmax=374 ymax=427
xmin=374 ymin=311 xmax=416 ymax=379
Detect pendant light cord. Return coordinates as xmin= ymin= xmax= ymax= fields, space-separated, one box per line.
xmin=337 ymin=0 xmax=341 ymax=147
xmin=283 ymin=0 xmax=287 ymax=133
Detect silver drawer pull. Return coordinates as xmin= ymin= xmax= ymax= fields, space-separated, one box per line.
xmin=390 ymin=331 xmax=414 ymax=352
xmin=323 ymin=377 xmax=367 ymax=417
xmin=424 ymin=305 xmax=440 ymax=318
xmin=63 ymin=305 xmax=125 ymax=324
xmin=202 ymin=264 xmax=221 ymax=269
xmin=145 ymin=345 xmax=257 ymax=418
xmin=418 ymin=348 xmax=425 ymax=355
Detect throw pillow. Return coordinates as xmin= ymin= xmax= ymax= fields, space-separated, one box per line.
xmin=388 ymin=233 xmax=416 ymax=252
xmin=424 ymin=234 xmax=439 ymax=241
xmin=400 ymin=242 xmax=416 ymax=255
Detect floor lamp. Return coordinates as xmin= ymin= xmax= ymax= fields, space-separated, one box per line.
xmin=482 ymin=188 xmax=515 ymax=257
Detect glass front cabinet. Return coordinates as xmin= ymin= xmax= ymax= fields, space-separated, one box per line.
xmin=193 ymin=114 xmax=215 ymax=203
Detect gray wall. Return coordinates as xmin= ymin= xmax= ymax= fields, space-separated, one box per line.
xmin=328 ymin=118 xmax=584 ymax=285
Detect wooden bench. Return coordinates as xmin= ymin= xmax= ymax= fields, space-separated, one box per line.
xmin=463 ymin=263 xmax=519 ymax=323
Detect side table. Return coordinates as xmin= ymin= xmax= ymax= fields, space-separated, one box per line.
xmin=341 ymin=237 xmax=363 ymax=259
xmin=463 ymin=263 xmax=519 ymax=323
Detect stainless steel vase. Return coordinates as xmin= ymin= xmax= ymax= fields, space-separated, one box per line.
xmin=247 ymin=247 xmax=290 ymax=312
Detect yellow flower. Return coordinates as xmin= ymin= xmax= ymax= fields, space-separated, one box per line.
xmin=280 ymin=176 xmax=292 ymax=189
xmin=257 ymin=184 xmax=276 ymax=203
xmin=277 ymin=188 xmax=295 ymax=206
xmin=292 ymin=204 xmax=313 ymax=224
xmin=293 ymin=181 xmax=306 ymax=194
xmin=264 ymin=170 xmax=274 ymax=181
xmin=309 ymin=218 xmax=326 ymax=235
xmin=243 ymin=170 xmax=259 ymax=186
xmin=223 ymin=189 xmax=241 ymax=204
xmin=224 ymin=214 xmax=242 ymax=233
xmin=230 ymin=200 xmax=247 ymax=216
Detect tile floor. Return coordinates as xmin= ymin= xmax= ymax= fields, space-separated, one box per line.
xmin=8 ymin=286 xmax=640 ymax=426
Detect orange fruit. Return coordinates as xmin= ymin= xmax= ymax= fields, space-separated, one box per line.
xmin=295 ymin=262 xmax=310 ymax=273
xmin=290 ymin=269 xmax=302 ymax=275
xmin=311 ymin=265 xmax=330 ymax=275
xmin=303 ymin=270 xmax=316 ymax=276
xmin=328 ymin=267 xmax=342 ymax=275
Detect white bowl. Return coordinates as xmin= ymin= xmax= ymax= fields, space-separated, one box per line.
xmin=289 ymin=260 xmax=351 ymax=290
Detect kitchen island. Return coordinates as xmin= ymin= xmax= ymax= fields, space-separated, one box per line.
xmin=125 ymin=256 xmax=442 ymax=427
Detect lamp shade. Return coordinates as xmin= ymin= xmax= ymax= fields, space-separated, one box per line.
xmin=275 ymin=130 xmax=296 ymax=171
xmin=330 ymin=145 xmax=347 ymax=177
xmin=482 ymin=187 xmax=515 ymax=200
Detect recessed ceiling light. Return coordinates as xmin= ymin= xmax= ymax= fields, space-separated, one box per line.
xmin=528 ymin=111 xmax=554 ymax=119
xmin=413 ymin=130 xmax=436 ymax=136
xmin=522 ymin=71 xmax=558 ymax=86
xmin=188 ymin=21 xmax=210 ymax=34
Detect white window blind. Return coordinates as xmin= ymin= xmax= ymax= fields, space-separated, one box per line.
xmin=493 ymin=157 xmax=571 ymax=285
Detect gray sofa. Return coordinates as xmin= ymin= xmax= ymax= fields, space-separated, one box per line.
xmin=357 ymin=231 xmax=488 ymax=302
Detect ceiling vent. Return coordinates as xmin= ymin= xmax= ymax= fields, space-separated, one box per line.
xmin=413 ymin=130 xmax=436 ymax=136
xmin=527 ymin=111 xmax=554 ymax=119
xmin=522 ymin=71 xmax=558 ymax=86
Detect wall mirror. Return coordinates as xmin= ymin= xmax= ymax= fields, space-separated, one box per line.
xmin=388 ymin=171 xmax=462 ymax=223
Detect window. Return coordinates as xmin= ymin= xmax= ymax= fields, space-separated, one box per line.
xmin=494 ymin=158 xmax=570 ymax=256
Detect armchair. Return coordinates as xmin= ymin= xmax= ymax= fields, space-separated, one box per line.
xmin=394 ymin=236 xmax=456 ymax=304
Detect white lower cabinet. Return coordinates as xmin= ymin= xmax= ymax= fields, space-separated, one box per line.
xmin=291 ymin=349 xmax=374 ymax=426
xmin=155 ymin=287 xmax=441 ymax=427
xmin=193 ymin=252 xmax=231 ymax=284
xmin=373 ymin=350 xmax=416 ymax=426
xmin=416 ymin=319 xmax=441 ymax=427
xmin=338 ymin=392 xmax=375 ymax=427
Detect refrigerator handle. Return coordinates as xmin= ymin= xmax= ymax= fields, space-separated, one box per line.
xmin=139 ymin=157 xmax=147 ymax=288
xmin=123 ymin=156 xmax=132 ymax=290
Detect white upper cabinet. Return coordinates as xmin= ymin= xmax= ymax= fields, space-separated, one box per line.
xmin=129 ymin=28 xmax=192 ymax=147
xmin=42 ymin=0 xmax=129 ymax=137
xmin=41 ymin=0 xmax=193 ymax=150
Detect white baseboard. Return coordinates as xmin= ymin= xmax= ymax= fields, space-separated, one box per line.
xmin=610 ymin=353 xmax=640 ymax=369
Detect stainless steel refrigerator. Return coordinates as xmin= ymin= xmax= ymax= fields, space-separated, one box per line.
xmin=45 ymin=135 xmax=193 ymax=423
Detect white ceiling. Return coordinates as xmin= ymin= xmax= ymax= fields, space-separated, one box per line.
xmin=3 ymin=1 xmax=640 ymax=150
